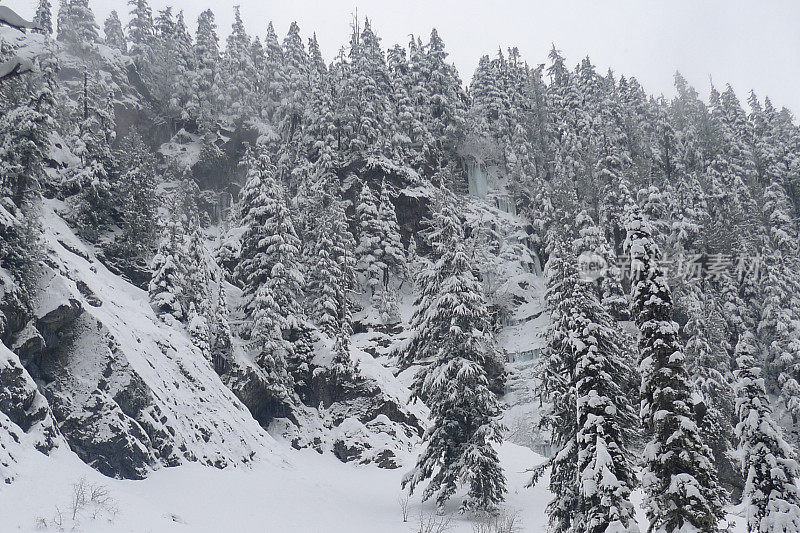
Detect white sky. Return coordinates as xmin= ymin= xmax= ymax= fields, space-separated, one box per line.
xmin=14 ymin=0 xmax=800 ymax=116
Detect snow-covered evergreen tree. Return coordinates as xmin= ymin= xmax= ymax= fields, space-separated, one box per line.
xmin=735 ymin=331 xmax=800 ymax=532
xmin=234 ymin=145 xmax=307 ymax=391
xmin=113 ymin=128 xmax=158 ymax=261
xmin=57 ymin=0 xmax=100 ymax=50
xmin=187 ymin=301 xmax=211 ymax=364
xmin=33 ymin=0 xmax=53 ymax=35
xmin=103 ymin=10 xmax=127 ymax=53
xmin=149 ymin=208 xmax=185 ymax=321
xmin=355 ymin=181 xmax=383 ymax=294
xmin=376 ymin=180 xmax=407 ymax=287
xmin=127 ymin=0 xmax=154 ymax=73
xmin=211 ymin=280 xmax=233 ymax=375
xmin=624 ymin=206 xmax=725 ymax=532
xmin=190 ymin=9 xmax=221 ymax=134
xmin=402 ymin=189 xmax=506 ymax=513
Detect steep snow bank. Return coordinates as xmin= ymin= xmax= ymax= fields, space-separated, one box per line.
xmin=18 ymin=200 xmax=278 ymax=478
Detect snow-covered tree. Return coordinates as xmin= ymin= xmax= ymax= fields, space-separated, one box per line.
xmin=624 ymin=206 xmax=725 ymax=532
xmin=149 ymin=209 xmax=184 ymax=321
xmin=234 ymin=145 xmax=307 ymax=389
xmin=211 ymin=280 xmax=233 ymax=375
xmin=735 ymin=331 xmax=800 ymax=532
xmin=190 ymin=9 xmax=221 ymax=134
xmin=187 ymin=301 xmax=211 ymax=364
xmin=127 ymin=0 xmax=154 ymax=72
xmin=573 ymin=275 xmax=639 ymax=533
xmin=376 ymin=180 xmax=407 ymax=287
xmin=113 ymin=129 xmax=158 ymax=260
xmin=57 ymin=0 xmax=100 ymax=49
xmin=33 ymin=0 xmax=53 ymax=35
xmin=103 ymin=11 xmax=126 ymax=52
xmin=306 ymin=192 xmax=355 ymax=336
xmin=355 ymin=181 xmax=383 ymax=294
xmin=402 ymin=189 xmax=506 ymax=513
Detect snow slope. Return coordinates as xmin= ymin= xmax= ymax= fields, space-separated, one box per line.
xmin=27 ymin=199 xmax=279 ymax=477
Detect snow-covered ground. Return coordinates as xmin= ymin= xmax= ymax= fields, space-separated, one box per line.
xmin=1 ymin=439 xmax=545 ymax=532
xmin=0 ymin=437 xmax=748 ymax=532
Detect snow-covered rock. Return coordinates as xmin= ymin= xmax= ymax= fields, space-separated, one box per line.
xmin=9 ymin=201 xmax=278 ymax=479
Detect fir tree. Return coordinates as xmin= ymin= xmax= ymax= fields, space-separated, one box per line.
xmin=57 ymin=0 xmax=99 ymax=49
xmin=149 ymin=209 xmax=184 ymax=322
xmin=187 ymin=301 xmax=211 ymax=364
xmin=306 ymin=193 xmax=355 ymax=336
xmin=190 ymin=10 xmax=221 ymax=134
xmin=376 ymin=180 xmax=407 ymax=287
xmin=114 ymin=128 xmax=158 ymax=261
xmin=624 ymin=206 xmax=725 ymax=532
xmin=355 ymin=181 xmax=383 ymax=295
xmin=33 ymin=0 xmax=53 ymax=35
xmin=211 ymin=280 xmax=233 ymax=375
xmin=103 ymin=11 xmax=127 ymax=53
xmin=127 ymin=0 xmax=154 ymax=72
xmin=234 ymin=145 xmax=307 ymax=390
xmin=735 ymin=332 xmax=800 ymax=532
xmin=402 ymin=189 xmax=506 ymax=513
xmin=532 ymin=242 xmax=580 ymax=533
xmin=572 ymin=272 xmax=639 ymax=533
xmin=222 ymin=6 xmax=254 ymax=119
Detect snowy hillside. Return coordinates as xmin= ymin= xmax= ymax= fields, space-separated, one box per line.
xmin=4 ymin=0 xmax=800 ymax=531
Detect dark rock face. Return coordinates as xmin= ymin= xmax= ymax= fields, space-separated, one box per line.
xmin=0 ymin=346 xmax=61 ymax=455
xmin=15 ymin=302 xmax=169 ymax=479
xmin=223 ymin=360 xmax=296 ymax=429
xmin=305 ymin=369 xmax=423 ymax=438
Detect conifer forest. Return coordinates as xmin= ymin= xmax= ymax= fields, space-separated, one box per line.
xmin=2 ymin=1 xmax=800 ymax=531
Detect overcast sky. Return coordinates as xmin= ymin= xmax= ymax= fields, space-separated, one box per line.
xmin=16 ymin=0 xmax=800 ymax=116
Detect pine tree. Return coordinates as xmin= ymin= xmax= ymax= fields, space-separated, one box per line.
xmin=190 ymin=10 xmax=221 ymax=134
xmin=261 ymin=22 xmax=285 ymax=122
xmin=355 ymin=181 xmax=383 ymax=295
xmin=572 ymin=272 xmax=639 ymax=533
xmin=402 ymin=190 xmax=506 ymax=513
xmin=533 ymin=243 xmax=580 ymax=533
xmin=0 ymin=78 xmax=53 ymax=306
xmin=127 ymin=0 xmax=154 ymax=73
xmin=306 ymin=192 xmax=355 ymax=336
xmin=166 ymin=10 xmax=195 ymax=120
xmin=211 ymin=280 xmax=233 ymax=375
xmin=73 ymin=73 xmax=115 ymax=242
xmin=114 ymin=129 xmax=158 ymax=261
xmin=234 ymin=145 xmax=306 ymax=390
xmin=759 ymin=179 xmax=800 ymax=423
xmin=222 ymin=6 xmax=254 ymax=120
xmin=185 ymin=226 xmax=212 ymax=315
xmin=682 ymin=283 xmax=738 ymax=493
xmin=572 ymin=210 xmax=628 ymax=319
xmin=376 ymin=180 xmax=407 ymax=287
xmin=423 ymin=29 xmax=467 ymax=169
xmin=187 ymin=302 xmax=211 ymax=364
xmin=149 ymin=209 xmax=184 ymax=322
xmin=278 ymin=21 xmax=309 ymax=143
xmin=735 ymin=331 xmax=800 ymax=532
xmin=624 ymin=206 xmax=725 ymax=532
xmin=57 ymin=0 xmax=100 ymax=50
xmin=33 ymin=0 xmax=53 ymax=35
xmin=103 ymin=11 xmax=127 ymax=53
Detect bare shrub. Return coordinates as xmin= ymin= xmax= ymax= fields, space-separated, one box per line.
xmin=414 ymin=510 xmax=454 ymax=533
xmin=35 ymin=478 xmax=118 ymax=530
xmin=399 ymin=493 xmax=411 ymax=522
xmin=472 ymin=510 xmax=523 ymax=533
